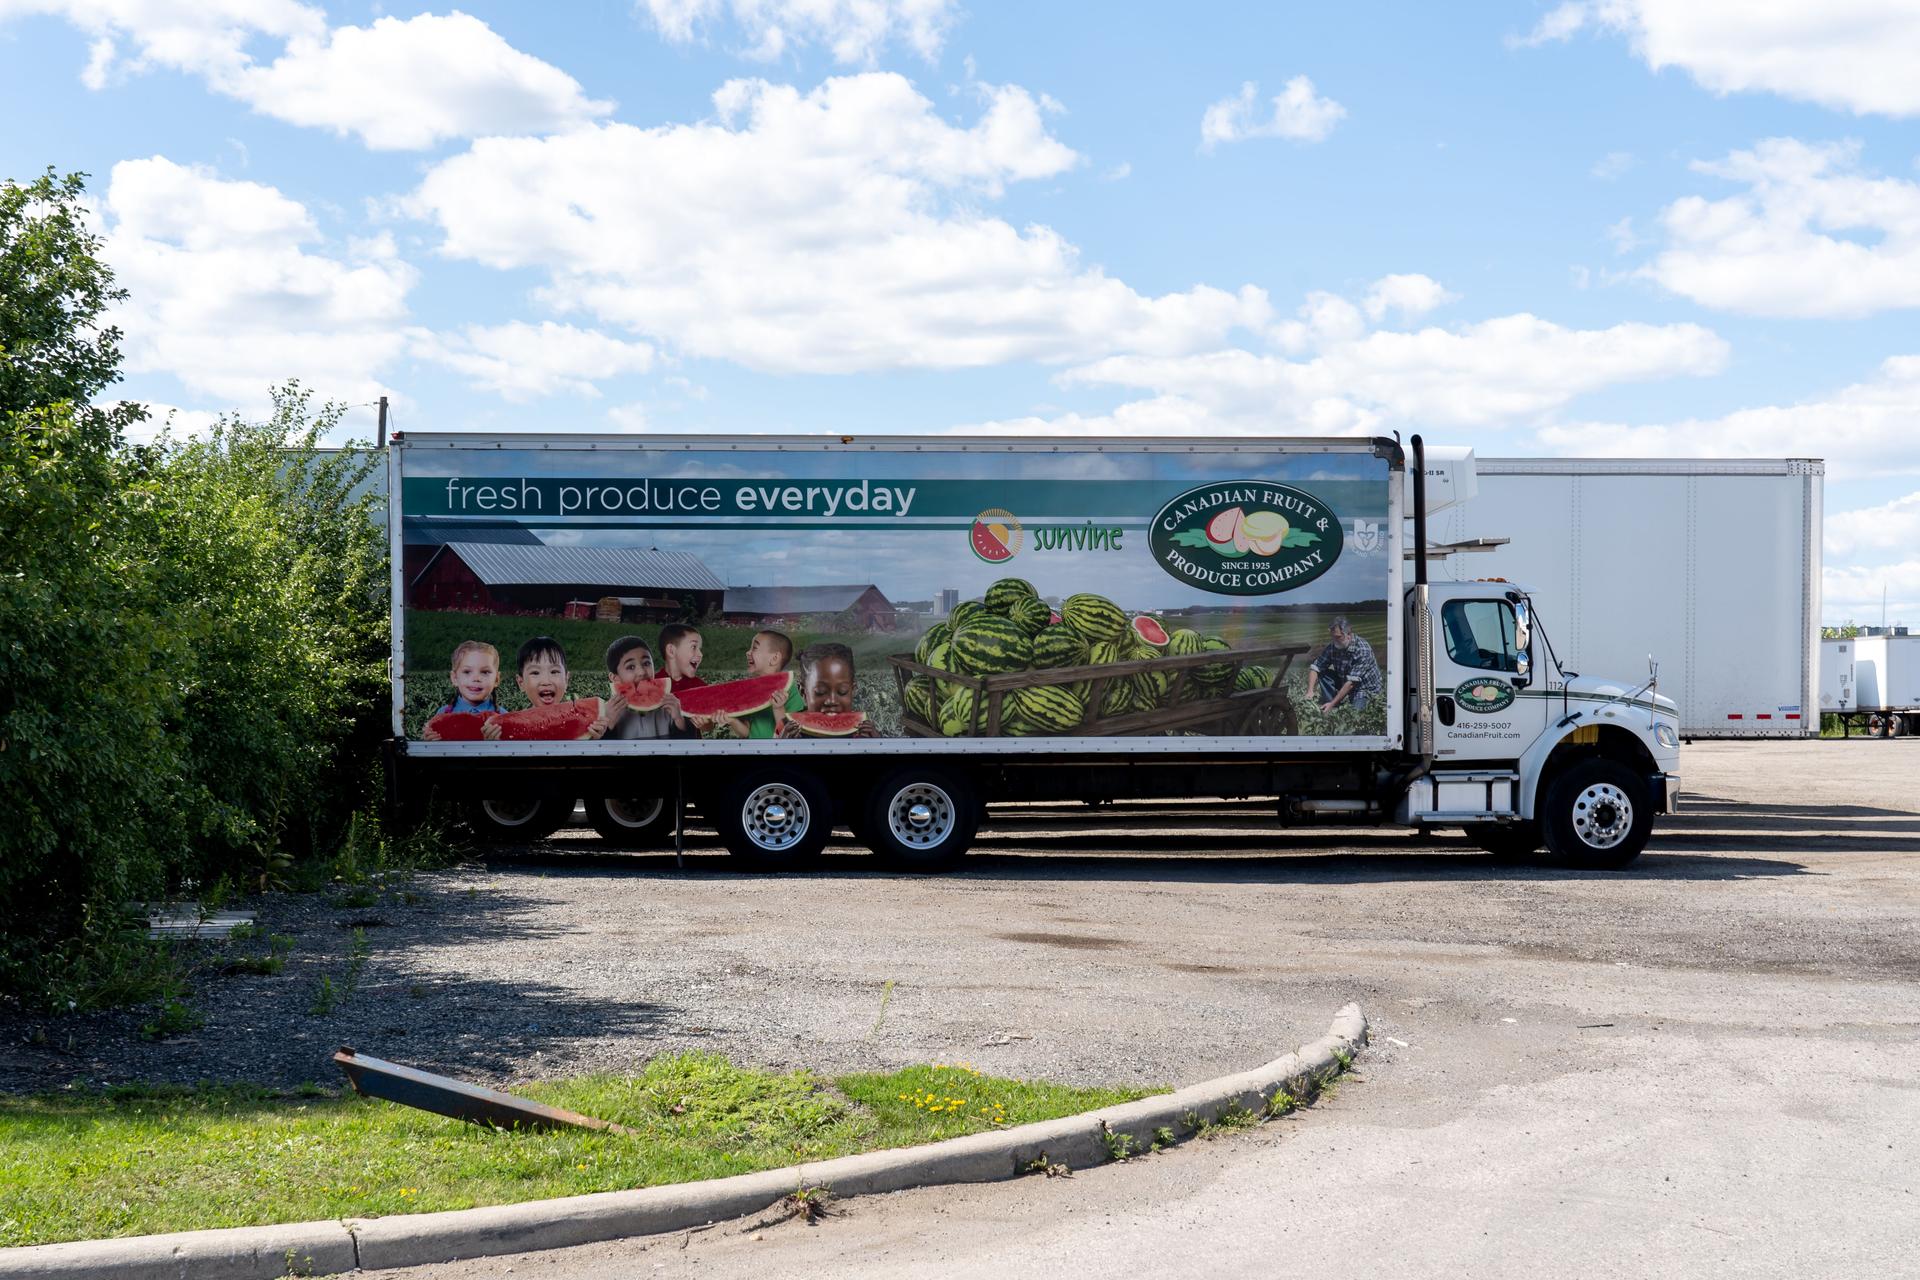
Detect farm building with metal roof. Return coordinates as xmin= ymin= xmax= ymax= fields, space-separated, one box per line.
xmin=409 ymin=543 xmax=726 ymax=616
xmin=722 ymin=584 xmax=897 ymax=629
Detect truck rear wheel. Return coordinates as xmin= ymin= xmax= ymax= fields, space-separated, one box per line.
xmin=862 ymin=768 xmax=978 ymax=871
xmin=1541 ymin=760 xmax=1651 ymax=869
xmin=467 ymin=796 xmax=571 ymax=845
xmin=584 ymin=794 xmax=672 ymax=848
xmin=715 ymin=768 xmax=832 ymax=869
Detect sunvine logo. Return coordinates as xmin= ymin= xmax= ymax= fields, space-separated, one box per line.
xmin=1148 ymin=481 xmax=1342 ymax=596
xmin=1454 ymin=678 xmax=1516 ymax=713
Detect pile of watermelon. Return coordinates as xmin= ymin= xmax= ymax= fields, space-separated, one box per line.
xmin=906 ymin=578 xmax=1243 ymax=737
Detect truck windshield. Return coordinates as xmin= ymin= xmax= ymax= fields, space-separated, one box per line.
xmin=1442 ymin=599 xmax=1519 ymax=673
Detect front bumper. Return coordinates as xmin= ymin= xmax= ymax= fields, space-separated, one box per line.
xmin=1653 ymin=772 xmax=1681 ymax=814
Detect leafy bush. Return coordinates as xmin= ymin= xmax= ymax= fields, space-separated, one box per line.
xmin=1 ymin=171 xmax=391 ymax=1005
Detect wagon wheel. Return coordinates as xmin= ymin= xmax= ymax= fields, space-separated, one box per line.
xmin=1237 ymin=694 xmax=1296 ymax=737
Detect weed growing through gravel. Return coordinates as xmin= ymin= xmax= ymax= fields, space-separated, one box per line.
xmin=0 ymin=1054 xmax=1161 ymax=1247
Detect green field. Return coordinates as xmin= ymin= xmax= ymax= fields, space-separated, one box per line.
xmin=0 ymin=1056 xmax=1157 ymax=1246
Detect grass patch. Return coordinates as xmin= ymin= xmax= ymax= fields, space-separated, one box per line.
xmin=0 ymin=1054 xmax=1160 ymax=1247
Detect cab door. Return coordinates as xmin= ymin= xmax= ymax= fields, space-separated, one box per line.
xmin=1432 ymin=595 xmax=1547 ymax=762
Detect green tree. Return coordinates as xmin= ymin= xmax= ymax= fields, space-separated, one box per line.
xmin=0 ymin=169 xmax=133 ymax=417
xmin=1 ymin=171 xmax=389 ymax=1004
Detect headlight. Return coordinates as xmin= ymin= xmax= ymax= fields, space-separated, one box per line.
xmin=1654 ymin=722 xmax=1678 ymax=748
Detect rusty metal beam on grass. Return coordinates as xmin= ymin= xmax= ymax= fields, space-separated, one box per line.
xmin=332 ymin=1047 xmax=634 ymax=1134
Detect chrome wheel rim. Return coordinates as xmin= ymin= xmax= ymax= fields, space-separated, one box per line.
xmin=480 ymin=797 xmax=544 ymax=828
xmin=1571 ymin=782 xmax=1632 ymax=849
xmin=888 ymin=782 xmax=956 ymax=850
xmin=604 ymin=796 xmax=665 ymax=829
xmin=743 ymin=783 xmax=810 ymax=853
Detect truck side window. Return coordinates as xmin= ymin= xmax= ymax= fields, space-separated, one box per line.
xmin=1441 ymin=600 xmax=1519 ymax=673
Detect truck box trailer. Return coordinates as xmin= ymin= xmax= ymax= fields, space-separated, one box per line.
xmin=386 ymin=433 xmax=1681 ymax=868
xmin=1428 ymin=457 xmax=1822 ymax=739
xmin=1820 ymin=633 xmax=1920 ymax=736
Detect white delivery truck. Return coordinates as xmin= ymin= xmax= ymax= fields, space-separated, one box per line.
xmin=385 ymin=434 xmax=1681 ymax=868
xmin=1820 ymin=632 xmax=1920 ymax=736
xmin=1426 ymin=456 xmax=1822 ymax=739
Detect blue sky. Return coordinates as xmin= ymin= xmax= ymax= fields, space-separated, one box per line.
xmin=2 ymin=1 xmax=1916 ymax=622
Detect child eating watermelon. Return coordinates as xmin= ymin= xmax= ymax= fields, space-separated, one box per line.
xmin=589 ymin=636 xmax=691 ymax=740
xmin=420 ymin=640 xmax=501 ymax=740
xmin=723 ymin=629 xmax=806 ymax=739
xmin=475 ymin=635 xmax=598 ymax=741
xmin=781 ymin=642 xmax=880 ymax=738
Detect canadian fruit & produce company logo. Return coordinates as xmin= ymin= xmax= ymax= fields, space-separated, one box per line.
xmin=1454 ymin=678 xmax=1516 ymax=713
xmin=1148 ymin=481 xmax=1343 ymax=596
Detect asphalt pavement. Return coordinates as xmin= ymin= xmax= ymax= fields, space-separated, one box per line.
xmin=365 ymin=739 xmax=1920 ymax=1277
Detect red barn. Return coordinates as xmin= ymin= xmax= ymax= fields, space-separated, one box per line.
xmin=410 ymin=543 xmax=725 ymax=615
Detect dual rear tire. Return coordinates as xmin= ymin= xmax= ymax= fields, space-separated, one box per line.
xmin=711 ymin=767 xmax=977 ymax=871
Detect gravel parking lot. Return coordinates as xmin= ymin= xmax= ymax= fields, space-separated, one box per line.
xmin=10 ymin=739 xmax=1917 ymax=1275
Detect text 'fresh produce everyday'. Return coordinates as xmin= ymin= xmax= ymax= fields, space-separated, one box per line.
xmin=438 ymin=478 xmax=918 ymax=518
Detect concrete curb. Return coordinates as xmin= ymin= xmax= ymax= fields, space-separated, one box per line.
xmin=2 ymin=1004 xmax=1366 ymax=1278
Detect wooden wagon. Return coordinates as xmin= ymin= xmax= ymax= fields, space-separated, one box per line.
xmin=888 ymin=643 xmax=1308 ymax=738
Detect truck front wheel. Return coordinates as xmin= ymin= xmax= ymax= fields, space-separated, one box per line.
xmin=862 ymin=769 xmax=978 ymax=871
xmin=716 ymin=768 xmax=832 ymax=869
xmin=1541 ymin=760 xmax=1651 ymax=869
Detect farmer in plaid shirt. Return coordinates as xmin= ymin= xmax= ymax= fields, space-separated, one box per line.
xmin=1308 ymin=616 xmax=1383 ymax=713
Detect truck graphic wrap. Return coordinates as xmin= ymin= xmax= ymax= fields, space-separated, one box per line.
xmin=394 ymin=439 xmax=1395 ymax=751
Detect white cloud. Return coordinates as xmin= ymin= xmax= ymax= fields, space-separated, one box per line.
xmin=1824 ymin=558 xmax=1920 ymax=625
xmin=1826 ymin=491 xmax=1920 ymax=557
xmin=1640 ymin=139 xmax=1920 ymax=318
xmin=955 ymin=278 xmax=1726 ymax=439
xmin=1200 ymin=77 xmax=1345 ymax=151
xmin=1535 ymin=354 xmax=1920 ymax=480
xmin=1065 ymin=311 xmax=1726 ymax=433
xmin=0 ymin=1 xmax=606 ymax=148
xmin=1606 ymin=215 xmax=1639 ymax=255
xmin=101 ymin=156 xmax=415 ymax=405
xmin=414 ymin=322 xmax=655 ymax=400
xmin=407 ymin=73 xmax=1271 ymax=373
xmin=607 ymin=402 xmax=650 ymax=431
xmin=1515 ymin=1 xmax=1920 ymax=118
xmin=230 ymin=13 xmax=611 ymax=149
xmin=1361 ymin=273 xmax=1455 ymax=321
xmin=1591 ymin=150 xmax=1635 ymax=180
xmin=637 ymin=0 xmax=958 ymax=64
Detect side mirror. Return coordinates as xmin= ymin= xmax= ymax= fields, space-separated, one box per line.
xmin=1512 ymin=599 xmax=1531 ymax=686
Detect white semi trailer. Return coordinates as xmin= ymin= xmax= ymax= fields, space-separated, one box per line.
xmin=1820 ymin=633 xmax=1920 ymax=737
xmin=1425 ymin=455 xmax=1822 ymax=739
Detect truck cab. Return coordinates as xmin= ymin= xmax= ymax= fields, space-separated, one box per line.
xmin=1400 ymin=576 xmax=1682 ymax=866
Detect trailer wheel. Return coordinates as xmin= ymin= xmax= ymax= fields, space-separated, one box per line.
xmin=715 ymin=768 xmax=832 ymax=869
xmin=584 ymin=794 xmax=672 ymax=848
xmin=1462 ymin=821 xmax=1542 ymax=857
xmin=862 ymin=769 xmax=978 ymax=871
xmin=1541 ymin=760 xmax=1651 ymax=869
xmin=467 ymin=796 xmax=571 ymax=845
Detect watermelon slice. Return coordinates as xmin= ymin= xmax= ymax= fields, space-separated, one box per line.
xmin=787 ymin=711 xmax=866 ymax=737
xmin=1131 ymin=615 xmax=1170 ymax=648
xmin=426 ymin=711 xmax=489 ymax=741
xmin=487 ymin=697 xmax=603 ymax=741
xmin=675 ymin=672 xmax=793 ymax=719
xmin=613 ymin=676 xmax=671 ymax=711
